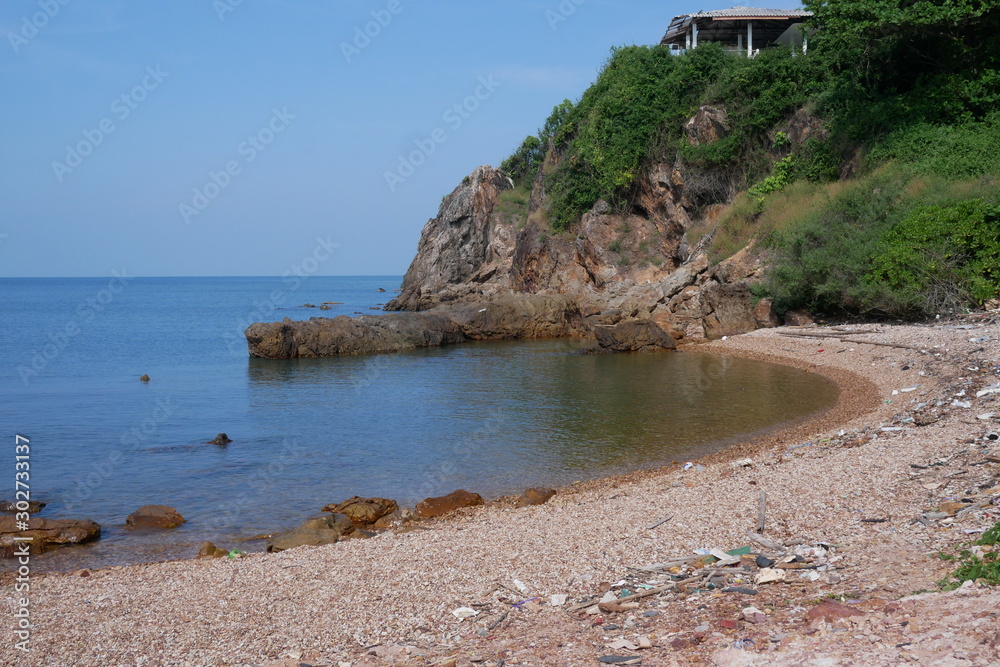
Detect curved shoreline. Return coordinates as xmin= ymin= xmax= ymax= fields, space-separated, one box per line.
xmin=19 ymin=335 xmax=847 ymax=576
xmin=521 ymin=335 xmax=886 ymax=502
xmin=14 ymin=322 xmax=1000 ymax=666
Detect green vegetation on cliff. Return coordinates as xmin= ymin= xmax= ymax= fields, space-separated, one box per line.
xmin=500 ymin=0 xmax=1000 ymax=318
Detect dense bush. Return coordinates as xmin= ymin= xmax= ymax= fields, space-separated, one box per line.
xmin=869 ymin=199 xmax=1000 ymax=314
xmin=543 ymin=44 xmax=734 ymax=230
xmin=761 ymin=170 xmax=1000 ymax=317
xmin=866 ymin=114 xmax=1000 ymax=179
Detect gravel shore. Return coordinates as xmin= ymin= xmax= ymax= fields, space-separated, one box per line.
xmin=5 ymin=321 xmax=1000 ymax=667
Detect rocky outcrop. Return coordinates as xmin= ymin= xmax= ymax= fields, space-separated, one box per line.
xmin=125 ymin=505 xmax=185 ymax=530
xmin=415 ymin=490 xmax=484 ymax=518
xmin=266 ymin=513 xmax=354 ymax=553
xmin=246 ymin=295 xmax=583 ymax=358
xmin=387 ymin=166 xmax=518 ymax=311
xmin=244 ymin=103 xmax=799 ymax=356
xmin=0 ymin=516 xmax=101 ymax=555
xmin=590 ymin=320 xmax=677 ymax=353
xmin=685 ymin=105 xmax=729 ymax=146
xmin=379 ymin=104 xmax=767 ymax=342
xmin=322 ymin=497 xmax=398 ymax=526
xmin=754 ymin=297 xmax=782 ymax=328
xmin=246 ymin=312 xmax=465 ymax=359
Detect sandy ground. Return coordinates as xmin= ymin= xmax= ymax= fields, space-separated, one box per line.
xmin=4 ymin=320 xmax=1000 ymax=667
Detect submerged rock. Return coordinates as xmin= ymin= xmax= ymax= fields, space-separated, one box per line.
xmin=0 ymin=516 xmax=100 ymax=555
xmin=207 ymin=433 xmax=232 ymax=446
xmin=125 ymin=505 xmax=185 ymax=530
xmin=139 ymin=374 xmax=151 ymax=382
xmin=0 ymin=500 xmax=46 ymax=514
xmin=416 ymin=490 xmax=484 ymax=518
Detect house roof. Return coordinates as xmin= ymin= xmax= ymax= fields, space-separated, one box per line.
xmin=661 ymin=6 xmax=812 ymax=45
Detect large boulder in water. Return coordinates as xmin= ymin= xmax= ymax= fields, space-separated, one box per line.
xmin=125 ymin=505 xmax=185 ymax=530
xmin=0 ymin=516 xmax=101 ymax=555
xmin=590 ymin=320 xmax=677 ymax=353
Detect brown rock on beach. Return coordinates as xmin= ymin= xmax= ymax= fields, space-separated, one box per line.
xmin=415 ymin=489 xmax=484 ymax=518
xmin=321 ymin=496 xmax=398 ymax=525
xmin=517 ymin=487 xmax=556 ymax=507
xmin=196 ymin=541 xmax=229 ymax=559
xmin=266 ymin=514 xmax=354 ymax=553
xmin=807 ymin=600 xmax=866 ymax=625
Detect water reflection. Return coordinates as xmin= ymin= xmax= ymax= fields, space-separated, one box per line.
xmin=245 ymin=340 xmax=838 ymax=493
xmin=30 ymin=340 xmax=837 ymax=573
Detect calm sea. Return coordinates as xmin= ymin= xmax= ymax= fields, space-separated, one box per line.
xmin=0 ymin=276 xmax=838 ymax=571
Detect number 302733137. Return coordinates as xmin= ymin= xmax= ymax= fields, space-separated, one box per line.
xmin=14 ymin=435 xmax=32 ymax=523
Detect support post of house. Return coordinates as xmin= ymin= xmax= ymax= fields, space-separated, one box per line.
xmin=737 ymin=32 xmax=743 ymax=53
xmin=747 ymin=21 xmax=753 ymax=57
xmin=803 ymin=30 xmax=808 ymax=54
xmin=686 ymin=26 xmax=691 ymax=50
xmin=692 ymin=21 xmax=698 ymax=48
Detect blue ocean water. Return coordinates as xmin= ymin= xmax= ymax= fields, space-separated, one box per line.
xmin=0 ymin=276 xmax=838 ymax=571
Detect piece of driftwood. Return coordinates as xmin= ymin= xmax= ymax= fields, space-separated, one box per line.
xmin=757 ymin=491 xmax=767 ymax=533
xmin=778 ymin=332 xmax=921 ymax=351
xmin=956 ymin=499 xmax=991 ymax=516
xmin=985 ymin=455 xmax=1000 ymax=463
xmin=746 ymin=531 xmax=782 ymax=550
xmin=629 ymin=556 xmax=700 ymax=572
xmin=487 ymin=611 xmax=509 ymax=630
xmin=646 ymin=515 xmax=673 ymax=530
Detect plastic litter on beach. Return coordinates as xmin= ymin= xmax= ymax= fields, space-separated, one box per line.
xmin=451 ymin=606 xmax=479 ymax=620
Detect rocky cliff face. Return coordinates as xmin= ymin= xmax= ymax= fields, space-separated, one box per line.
xmin=384 ymin=106 xmax=788 ymax=342
xmin=387 ymin=166 xmax=518 ymax=311
xmin=246 ymin=106 xmax=802 ymax=358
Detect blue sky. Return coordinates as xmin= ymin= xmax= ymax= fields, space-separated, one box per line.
xmin=1 ymin=0 xmax=803 ymax=277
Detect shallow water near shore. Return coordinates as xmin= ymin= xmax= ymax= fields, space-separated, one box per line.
xmin=0 ymin=277 xmax=838 ymax=572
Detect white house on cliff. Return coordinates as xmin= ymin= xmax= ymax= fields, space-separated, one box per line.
xmin=661 ymin=6 xmax=812 ymax=57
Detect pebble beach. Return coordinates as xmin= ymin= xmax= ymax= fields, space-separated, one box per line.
xmin=6 ymin=320 xmax=1000 ymax=667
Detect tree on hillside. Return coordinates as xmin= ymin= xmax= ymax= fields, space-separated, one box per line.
xmin=805 ymin=0 xmax=1000 ymax=126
